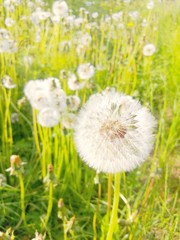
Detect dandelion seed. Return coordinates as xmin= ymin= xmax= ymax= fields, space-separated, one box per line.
xmin=74 ymin=91 xmax=156 ymax=173
xmin=143 ymin=43 xmax=156 ymax=56
xmin=77 ymin=63 xmax=95 ymax=80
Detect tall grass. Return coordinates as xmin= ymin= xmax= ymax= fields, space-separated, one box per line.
xmin=0 ymin=0 xmax=179 ymax=239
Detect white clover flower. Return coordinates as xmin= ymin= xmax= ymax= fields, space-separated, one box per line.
xmin=62 ymin=113 xmax=76 ymax=129
xmin=77 ymin=63 xmax=95 ymax=80
xmin=52 ymin=0 xmax=69 ymax=18
xmin=37 ymin=108 xmax=60 ymax=127
xmin=68 ymin=73 xmax=85 ymax=90
xmin=2 ymin=75 xmax=16 ymax=89
xmin=74 ymin=91 xmax=156 ymax=173
xmin=143 ymin=43 xmax=156 ymax=56
xmin=66 ymin=95 xmax=81 ymax=111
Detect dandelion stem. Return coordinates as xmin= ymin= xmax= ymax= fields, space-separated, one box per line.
xmin=106 ymin=173 xmax=121 ymax=240
xmin=107 ymin=174 xmax=112 ymax=218
xmin=93 ymin=182 xmax=101 ymax=240
xmin=45 ymin=181 xmax=54 ymax=226
xmin=19 ymin=173 xmax=26 ymax=224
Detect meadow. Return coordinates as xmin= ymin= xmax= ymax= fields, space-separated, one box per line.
xmin=0 ymin=0 xmax=179 ymax=239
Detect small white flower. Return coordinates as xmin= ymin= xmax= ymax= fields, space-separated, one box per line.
xmin=2 ymin=75 xmax=16 ymax=89
xmin=37 ymin=108 xmax=60 ymax=127
xmin=77 ymin=63 xmax=95 ymax=80
xmin=143 ymin=43 xmax=156 ymax=56
xmin=74 ymin=91 xmax=156 ymax=173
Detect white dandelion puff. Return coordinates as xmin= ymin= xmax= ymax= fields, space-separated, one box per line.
xmin=37 ymin=108 xmax=60 ymax=127
xmin=62 ymin=113 xmax=76 ymax=129
xmin=2 ymin=75 xmax=16 ymax=89
xmin=74 ymin=91 xmax=156 ymax=173
xmin=143 ymin=43 xmax=156 ymax=56
xmin=66 ymin=95 xmax=81 ymax=111
xmin=68 ymin=73 xmax=85 ymax=91
xmin=52 ymin=0 xmax=69 ymax=18
xmin=77 ymin=63 xmax=95 ymax=80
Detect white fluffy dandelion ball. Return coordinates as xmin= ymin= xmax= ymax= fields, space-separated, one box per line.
xmin=37 ymin=108 xmax=60 ymax=127
xmin=74 ymin=91 xmax=156 ymax=173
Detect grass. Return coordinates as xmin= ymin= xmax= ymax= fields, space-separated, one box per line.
xmin=0 ymin=0 xmax=179 ymax=239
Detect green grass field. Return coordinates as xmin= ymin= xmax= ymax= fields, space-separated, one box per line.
xmin=0 ymin=0 xmax=179 ymax=239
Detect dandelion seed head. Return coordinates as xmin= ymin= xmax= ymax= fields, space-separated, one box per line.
xmin=66 ymin=95 xmax=81 ymax=111
xmin=37 ymin=108 xmax=60 ymax=127
xmin=52 ymin=0 xmax=69 ymax=18
xmin=68 ymin=73 xmax=84 ymax=90
xmin=143 ymin=43 xmax=156 ymax=56
xmin=77 ymin=63 xmax=95 ymax=80
xmin=2 ymin=75 xmax=16 ymax=89
xmin=74 ymin=91 xmax=156 ymax=173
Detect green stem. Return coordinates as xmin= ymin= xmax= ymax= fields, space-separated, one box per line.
xmin=45 ymin=181 xmax=54 ymax=226
xmin=19 ymin=174 xmax=26 ymax=223
xmin=106 ymin=173 xmax=121 ymax=240
xmin=107 ymin=174 xmax=112 ymax=218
